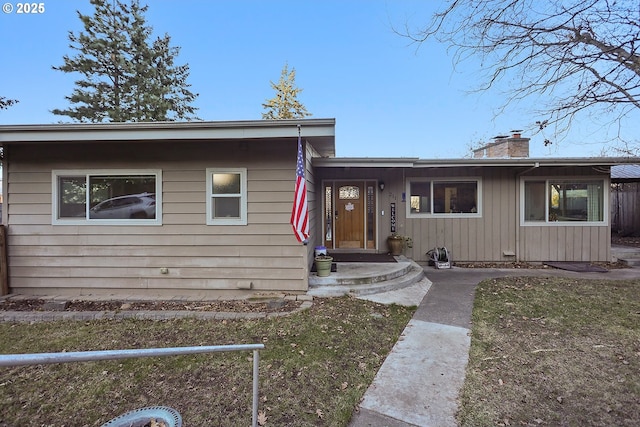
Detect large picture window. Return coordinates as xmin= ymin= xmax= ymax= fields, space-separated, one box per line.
xmin=206 ymin=168 xmax=247 ymax=225
xmin=53 ymin=170 xmax=161 ymax=225
xmin=522 ymin=179 xmax=606 ymax=224
xmin=408 ymin=178 xmax=481 ymax=217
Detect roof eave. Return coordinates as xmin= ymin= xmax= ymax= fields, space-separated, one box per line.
xmin=314 ymin=156 xmax=640 ymax=168
xmin=0 ymin=118 xmax=337 ymax=157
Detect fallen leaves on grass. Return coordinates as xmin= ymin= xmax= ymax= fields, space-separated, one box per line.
xmin=0 ymin=297 xmax=414 ymax=426
xmin=458 ymin=276 xmax=640 ymax=427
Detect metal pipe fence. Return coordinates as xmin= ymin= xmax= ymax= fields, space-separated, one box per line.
xmin=0 ymin=343 xmax=265 ymax=427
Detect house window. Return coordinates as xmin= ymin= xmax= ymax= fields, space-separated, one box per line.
xmin=53 ymin=170 xmax=161 ymax=225
xmin=206 ymin=168 xmax=247 ymax=225
xmin=408 ymin=178 xmax=481 ymax=217
xmin=522 ymin=179 xmax=606 ymax=224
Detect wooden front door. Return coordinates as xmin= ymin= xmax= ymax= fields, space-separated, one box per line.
xmin=335 ymin=182 xmax=365 ymax=248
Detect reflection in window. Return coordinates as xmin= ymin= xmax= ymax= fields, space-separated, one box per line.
xmin=58 ymin=176 xmax=86 ymax=218
xmin=89 ymin=175 xmax=156 ymax=219
xmin=410 ymin=181 xmax=431 ymax=213
xmin=54 ymin=171 xmax=159 ymax=223
xmin=524 ymin=181 xmax=545 ymax=221
xmin=523 ymin=179 xmax=605 ymax=223
xmin=409 ymin=180 xmax=479 ymax=215
xmin=550 ymin=181 xmax=603 ymax=222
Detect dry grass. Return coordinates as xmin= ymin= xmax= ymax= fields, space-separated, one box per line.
xmin=458 ymin=276 xmax=640 ymax=427
xmin=0 ymin=297 xmax=415 ymax=427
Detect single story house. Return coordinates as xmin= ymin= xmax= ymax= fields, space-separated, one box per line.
xmin=0 ymin=119 xmax=636 ymax=299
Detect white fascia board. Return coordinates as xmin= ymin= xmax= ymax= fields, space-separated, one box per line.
xmin=413 ymin=157 xmax=640 ymax=167
xmin=313 ymin=157 xmax=420 ymax=168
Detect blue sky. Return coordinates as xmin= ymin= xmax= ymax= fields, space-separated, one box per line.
xmin=1 ymin=0 xmax=637 ymax=158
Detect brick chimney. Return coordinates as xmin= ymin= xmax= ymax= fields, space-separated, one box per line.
xmin=472 ymin=131 xmax=529 ymax=158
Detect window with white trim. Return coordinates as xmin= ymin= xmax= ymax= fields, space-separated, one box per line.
xmin=53 ymin=170 xmax=162 ymax=225
xmin=206 ymin=168 xmax=247 ymax=225
xmin=522 ymin=178 xmax=606 ymax=224
xmin=407 ymin=178 xmax=481 ymax=217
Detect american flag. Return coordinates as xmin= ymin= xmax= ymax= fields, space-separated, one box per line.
xmin=291 ymin=134 xmax=309 ymax=242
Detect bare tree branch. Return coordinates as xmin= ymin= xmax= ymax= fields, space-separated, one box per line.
xmin=403 ymin=0 xmax=640 ymax=149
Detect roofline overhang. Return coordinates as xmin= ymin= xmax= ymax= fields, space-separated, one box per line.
xmin=0 ymin=118 xmax=337 ymax=157
xmin=313 ymin=156 xmax=640 ymax=168
xmin=313 ymin=157 xmax=420 ymax=168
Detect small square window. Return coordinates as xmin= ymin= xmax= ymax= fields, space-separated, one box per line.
xmin=206 ymin=168 xmax=247 ymax=225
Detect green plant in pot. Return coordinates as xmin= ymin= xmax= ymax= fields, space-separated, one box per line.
xmin=314 ymin=254 xmax=333 ymax=277
xmin=387 ymin=234 xmax=404 ymax=256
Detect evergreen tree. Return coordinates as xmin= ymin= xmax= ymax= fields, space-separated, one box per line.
xmin=52 ymin=0 xmax=198 ymax=122
xmin=262 ymin=63 xmax=311 ymax=120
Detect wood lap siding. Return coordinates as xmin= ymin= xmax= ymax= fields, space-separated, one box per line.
xmin=6 ymin=141 xmax=307 ymax=298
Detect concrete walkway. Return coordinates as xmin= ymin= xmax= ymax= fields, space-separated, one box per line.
xmin=349 ymin=266 xmax=640 ymax=427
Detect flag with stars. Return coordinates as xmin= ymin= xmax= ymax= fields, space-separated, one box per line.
xmin=291 ymin=134 xmax=309 ymax=242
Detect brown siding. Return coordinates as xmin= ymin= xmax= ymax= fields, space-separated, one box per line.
xmin=6 ymin=140 xmax=308 ymax=299
xmin=317 ymin=164 xmax=610 ymax=263
xmin=517 ymin=166 xmax=611 ymax=262
xmin=402 ymin=168 xmax=517 ymax=262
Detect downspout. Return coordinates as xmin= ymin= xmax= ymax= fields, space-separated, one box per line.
xmin=515 ymin=162 xmax=540 ymax=262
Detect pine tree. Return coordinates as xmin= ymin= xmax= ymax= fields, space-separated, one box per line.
xmin=52 ymin=0 xmax=198 ymax=122
xmin=262 ymin=63 xmax=311 ymax=120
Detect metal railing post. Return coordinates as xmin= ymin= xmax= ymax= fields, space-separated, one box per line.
xmin=0 ymin=344 xmax=265 ymax=424
xmin=252 ymin=349 xmax=260 ymax=427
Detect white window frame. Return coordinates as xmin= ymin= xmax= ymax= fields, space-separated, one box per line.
xmin=520 ymin=177 xmax=608 ymax=226
xmin=52 ymin=169 xmax=162 ymax=226
xmin=206 ymin=167 xmax=248 ymax=226
xmin=406 ymin=177 xmax=482 ymax=218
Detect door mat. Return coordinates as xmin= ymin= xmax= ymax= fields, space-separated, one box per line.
xmin=329 ymin=253 xmax=397 ymax=263
xmin=543 ymin=261 xmax=608 ymax=272
xmin=310 ymin=263 xmax=337 ymax=273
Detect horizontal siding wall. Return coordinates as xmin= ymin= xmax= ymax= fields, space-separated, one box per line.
xmin=6 ymin=140 xmax=307 ymax=298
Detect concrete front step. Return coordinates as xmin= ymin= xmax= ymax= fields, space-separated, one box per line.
xmin=308 ymin=260 xmax=426 ymax=298
xmin=619 ymin=257 xmax=640 ymax=267
xmin=309 ymin=261 xmax=413 ymax=287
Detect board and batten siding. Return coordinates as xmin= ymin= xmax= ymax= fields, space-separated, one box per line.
xmin=401 ymin=168 xmax=518 ymax=263
xmin=5 ymin=141 xmax=308 ymax=299
xmin=317 ymin=164 xmax=611 ymax=263
xmin=518 ymin=166 xmax=611 ymax=262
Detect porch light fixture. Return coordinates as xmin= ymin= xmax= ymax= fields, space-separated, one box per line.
xmin=379 ymin=182 xmax=385 ymax=191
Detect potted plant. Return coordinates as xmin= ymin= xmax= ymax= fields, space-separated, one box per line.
xmin=387 ymin=234 xmax=404 ymax=256
xmin=314 ymin=254 xmax=333 ymax=277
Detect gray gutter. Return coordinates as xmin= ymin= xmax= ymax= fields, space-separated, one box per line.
xmin=313 ymin=157 xmax=420 ymax=168
xmin=314 ymin=156 xmax=640 ymax=168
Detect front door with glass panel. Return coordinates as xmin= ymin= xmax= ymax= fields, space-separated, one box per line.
xmin=324 ymin=181 xmax=377 ymax=249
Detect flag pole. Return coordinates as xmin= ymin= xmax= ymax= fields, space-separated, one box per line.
xmin=291 ymin=124 xmax=309 ymax=244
